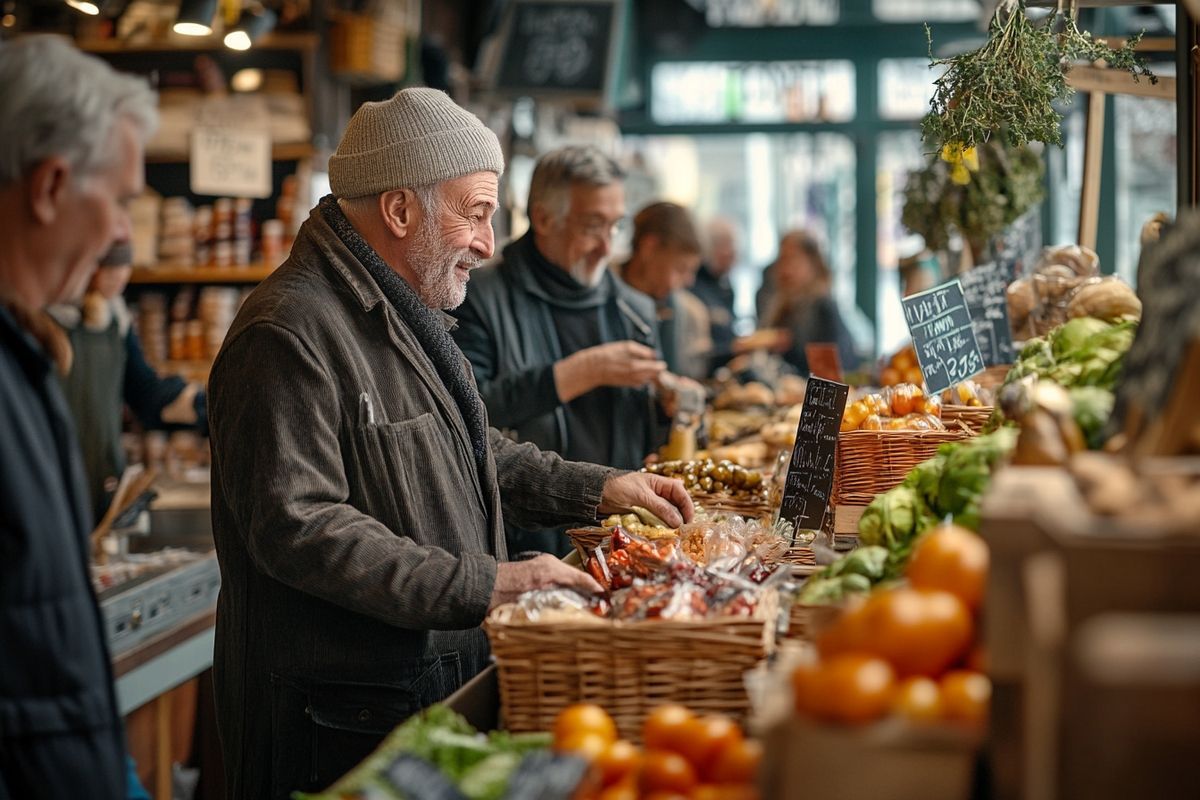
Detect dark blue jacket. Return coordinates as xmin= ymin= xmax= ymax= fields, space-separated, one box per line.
xmin=0 ymin=304 xmax=125 ymax=798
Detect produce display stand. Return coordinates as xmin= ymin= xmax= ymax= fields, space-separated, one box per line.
xmin=980 ymin=464 xmax=1200 ymax=800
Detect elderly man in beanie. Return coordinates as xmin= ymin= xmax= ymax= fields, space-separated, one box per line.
xmin=207 ymin=88 xmax=693 ymax=798
xmin=0 ymin=37 xmax=156 ymax=798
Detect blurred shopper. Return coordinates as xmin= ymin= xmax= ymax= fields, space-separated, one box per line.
xmin=0 ymin=36 xmax=156 ymax=800
xmin=208 ymin=93 xmax=691 ymax=798
xmin=454 ymin=146 xmax=695 ymax=553
xmin=619 ymin=202 xmax=710 ymax=380
xmin=757 ymin=230 xmax=857 ymax=375
xmin=49 ymin=241 xmax=207 ymax=524
xmin=692 ymin=216 xmax=739 ymax=373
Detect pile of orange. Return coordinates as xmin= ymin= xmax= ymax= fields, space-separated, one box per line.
xmin=881 ymin=344 xmax=924 ymax=387
xmin=553 ymin=703 xmax=762 ymax=800
xmin=792 ymin=523 xmax=992 ymax=728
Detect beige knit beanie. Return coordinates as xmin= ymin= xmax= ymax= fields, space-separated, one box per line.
xmin=328 ymin=88 xmax=505 ymax=198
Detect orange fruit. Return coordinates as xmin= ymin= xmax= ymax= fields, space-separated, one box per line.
xmin=819 ymin=653 xmax=897 ymax=725
xmin=907 ymin=524 xmax=989 ymax=611
xmin=815 ymin=595 xmax=871 ymax=659
xmin=903 ymin=366 xmax=925 ymax=386
xmin=676 ymin=715 xmax=743 ymax=774
xmin=891 ymin=676 xmax=943 ymax=723
xmin=642 ymin=704 xmax=695 ymax=752
xmin=880 ymin=366 xmax=902 ymax=386
xmin=554 ymin=703 xmax=618 ymax=745
xmin=639 ymin=750 xmax=698 ymax=795
xmin=892 ymin=345 xmax=916 ymax=370
xmin=791 ymin=659 xmax=828 ymax=718
xmin=556 ymin=730 xmax=610 ymax=762
xmin=708 ymin=738 xmax=764 ymax=784
xmin=858 ymin=587 xmax=975 ymax=677
xmin=597 ymin=780 xmax=638 ymax=800
xmin=941 ymin=670 xmax=991 ymax=726
xmin=693 ymin=786 xmax=760 ymax=800
xmin=967 ymin=644 xmax=988 ymax=673
xmin=595 ymin=739 xmax=641 ymax=787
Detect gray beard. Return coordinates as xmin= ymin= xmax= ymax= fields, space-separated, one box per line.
xmin=407 ymin=221 xmax=480 ymax=310
xmin=569 ymin=260 xmax=607 ymax=288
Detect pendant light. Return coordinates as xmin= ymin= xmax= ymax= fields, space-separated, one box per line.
xmin=173 ymin=0 xmax=218 ymax=36
xmin=224 ymin=6 xmax=276 ymax=50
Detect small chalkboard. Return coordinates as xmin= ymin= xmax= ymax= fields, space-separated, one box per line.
xmin=779 ymin=377 xmax=849 ymax=536
xmin=959 ymin=261 xmax=1016 ymax=366
xmin=489 ymin=0 xmax=622 ymax=104
xmin=993 ymin=206 xmax=1043 ymax=276
xmin=805 ymin=342 xmax=843 ymax=382
xmin=902 ymin=280 xmax=986 ymax=396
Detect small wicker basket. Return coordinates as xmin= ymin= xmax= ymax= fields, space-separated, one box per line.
xmin=831 ymin=424 xmax=976 ymax=508
xmin=485 ymin=595 xmax=779 ymax=739
xmin=942 ymin=404 xmax=995 ymax=434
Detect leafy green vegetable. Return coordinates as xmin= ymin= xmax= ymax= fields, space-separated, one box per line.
xmin=797 ymin=577 xmax=849 ymax=605
xmin=858 ymin=485 xmax=931 ymax=551
xmin=1069 ymin=387 xmax=1115 ymax=450
xmin=1050 ymin=317 xmax=1110 ymax=360
xmin=841 ymin=574 xmax=873 ymax=595
xmin=837 ymin=546 xmax=890 ymax=581
xmin=935 ymin=428 xmax=1019 ymax=530
xmin=459 ymin=752 xmax=522 ymax=800
xmin=296 ymin=706 xmax=551 ymax=800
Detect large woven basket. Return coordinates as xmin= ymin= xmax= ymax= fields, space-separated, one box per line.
xmin=831 ymin=424 xmax=975 ymax=508
xmin=942 ymin=404 xmax=994 ymax=434
xmin=690 ymin=491 xmax=774 ymax=519
xmin=786 ymin=602 xmax=841 ymax=641
xmin=974 ymin=363 xmax=1012 ymax=391
xmin=485 ymin=596 xmax=778 ymax=739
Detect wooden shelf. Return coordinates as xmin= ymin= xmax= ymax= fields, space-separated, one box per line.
xmin=144 ymin=141 xmax=314 ymax=165
xmin=79 ymin=32 xmax=318 ymax=54
xmin=130 ymin=264 xmax=278 ymax=284
xmin=1067 ymin=65 xmax=1177 ymax=101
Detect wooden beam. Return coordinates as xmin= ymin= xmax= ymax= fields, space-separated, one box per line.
xmin=1067 ymin=65 xmax=1177 ymax=101
xmin=1079 ymin=91 xmax=1107 ymax=251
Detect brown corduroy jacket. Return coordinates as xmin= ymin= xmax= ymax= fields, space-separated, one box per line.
xmin=207 ymin=205 xmax=615 ymax=799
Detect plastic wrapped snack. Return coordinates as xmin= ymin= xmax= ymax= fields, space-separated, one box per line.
xmin=510 ymin=588 xmax=609 ymax=624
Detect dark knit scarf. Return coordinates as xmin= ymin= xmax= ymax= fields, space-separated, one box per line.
xmin=319 ymin=195 xmax=489 ymax=474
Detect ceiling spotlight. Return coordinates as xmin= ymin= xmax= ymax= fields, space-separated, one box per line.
xmin=65 ymin=0 xmax=106 ymax=14
xmin=173 ymin=0 xmax=217 ymax=36
xmin=224 ymin=7 xmax=276 ymax=51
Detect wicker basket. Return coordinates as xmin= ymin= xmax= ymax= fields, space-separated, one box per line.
xmin=690 ymin=491 xmax=774 ymax=519
xmin=975 ymin=363 xmax=1012 ymax=391
xmin=485 ymin=597 xmax=779 ymax=739
xmin=786 ymin=602 xmax=841 ymax=641
xmin=942 ymin=404 xmax=994 ymax=434
xmin=831 ymin=424 xmax=975 ymax=508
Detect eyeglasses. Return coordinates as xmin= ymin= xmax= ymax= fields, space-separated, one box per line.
xmin=568 ymin=214 xmax=627 ymax=242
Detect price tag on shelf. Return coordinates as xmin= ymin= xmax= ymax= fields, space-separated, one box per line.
xmin=902 ymin=279 xmax=986 ymax=396
xmin=190 ymin=125 xmax=271 ymax=199
xmin=779 ymin=377 xmax=849 ymax=538
xmin=959 ymin=260 xmax=1016 ymax=367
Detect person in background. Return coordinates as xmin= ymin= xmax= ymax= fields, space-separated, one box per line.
xmin=619 ymin=202 xmax=710 ymax=381
xmin=49 ymin=241 xmax=208 ymax=524
xmin=0 ymin=35 xmax=156 ymax=799
xmin=758 ymin=230 xmax=857 ymax=375
xmin=453 ymin=146 xmax=692 ymax=554
xmin=691 ymin=216 xmax=739 ymax=374
xmin=207 ymin=91 xmax=692 ymax=798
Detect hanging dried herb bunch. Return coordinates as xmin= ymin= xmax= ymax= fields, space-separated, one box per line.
xmin=922 ymin=0 xmax=1156 ymax=154
xmin=902 ymin=131 xmax=1045 ymax=258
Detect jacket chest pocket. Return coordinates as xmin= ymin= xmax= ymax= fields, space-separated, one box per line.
xmin=349 ymin=412 xmax=440 ymax=526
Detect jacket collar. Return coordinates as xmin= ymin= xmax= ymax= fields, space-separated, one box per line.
xmin=294 ymin=202 xmax=458 ymax=332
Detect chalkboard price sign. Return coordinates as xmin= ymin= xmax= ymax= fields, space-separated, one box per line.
xmin=902 ymin=280 xmax=986 ymax=396
xmin=779 ymin=378 xmax=850 ymax=536
xmin=494 ymin=1 xmax=619 ymax=99
xmin=959 ymin=261 xmax=1016 ymax=366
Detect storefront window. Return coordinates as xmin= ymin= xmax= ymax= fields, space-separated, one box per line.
xmin=878 ymin=58 xmax=943 ymax=121
xmin=650 ymin=60 xmax=855 ymax=125
xmin=872 ymin=0 xmax=977 ymax=22
xmin=1115 ymin=92 xmax=1176 ymax=283
xmin=699 ymin=0 xmax=841 ymax=27
xmin=877 ymin=130 xmax=929 ymax=355
xmin=620 ymin=132 xmax=856 ymax=328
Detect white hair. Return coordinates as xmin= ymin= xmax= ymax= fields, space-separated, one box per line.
xmin=0 ymin=35 xmax=158 ymax=188
xmin=529 ymin=145 xmax=624 ymax=222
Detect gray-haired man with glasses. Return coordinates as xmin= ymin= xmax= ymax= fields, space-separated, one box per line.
xmin=453 ymin=145 xmax=680 ymax=554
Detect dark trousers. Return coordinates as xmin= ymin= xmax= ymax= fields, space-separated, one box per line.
xmin=0 ymin=727 xmax=126 ymax=800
